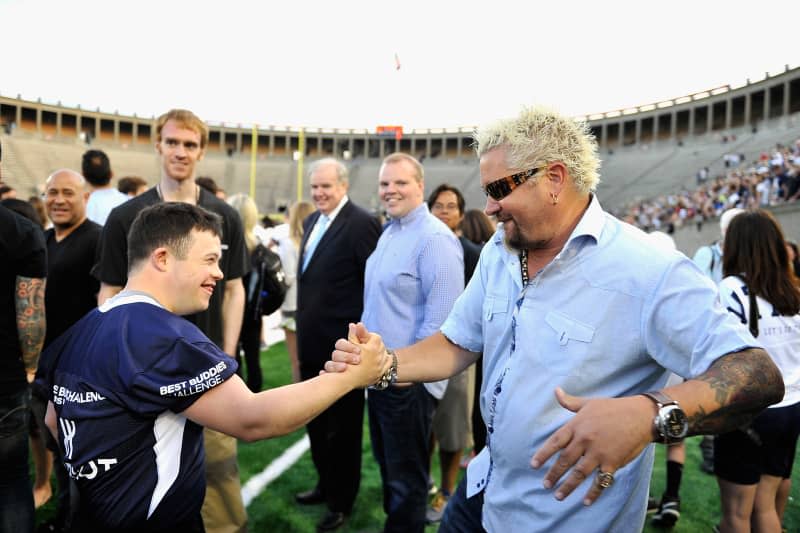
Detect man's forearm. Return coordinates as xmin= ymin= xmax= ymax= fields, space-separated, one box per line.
xmin=16 ymin=276 xmax=46 ymax=373
xmin=671 ymin=348 xmax=784 ymax=436
xmin=396 ymin=332 xmax=478 ymax=383
xmin=222 ymin=279 xmax=245 ymax=355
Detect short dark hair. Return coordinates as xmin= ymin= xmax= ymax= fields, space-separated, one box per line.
xmin=427 ymin=183 xmax=465 ymax=215
xmin=117 ymin=176 xmax=148 ymax=195
xmin=1 ymin=198 xmax=41 ymax=227
xmin=81 ymin=150 xmax=112 ymax=186
xmin=127 ymin=202 xmax=222 ymax=272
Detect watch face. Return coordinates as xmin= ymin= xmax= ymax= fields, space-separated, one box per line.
xmin=662 ymin=405 xmax=689 ymax=439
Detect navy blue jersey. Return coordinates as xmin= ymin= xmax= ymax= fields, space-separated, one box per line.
xmin=39 ymin=292 xmax=238 ymax=530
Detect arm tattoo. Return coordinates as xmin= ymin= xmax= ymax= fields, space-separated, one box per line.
xmin=15 ymin=275 xmax=46 ymax=372
xmin=688 ymin=348 xmax=784 ymax=435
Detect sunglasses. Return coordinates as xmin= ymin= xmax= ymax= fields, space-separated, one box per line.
xmin=482 ymin=167 xmax=539 ymax=201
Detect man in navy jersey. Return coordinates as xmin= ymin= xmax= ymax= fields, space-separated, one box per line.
xmin=40 ymin=203 xmax=390 ymax=532
xmin=95 ymin=108 xmax=249 ymax=532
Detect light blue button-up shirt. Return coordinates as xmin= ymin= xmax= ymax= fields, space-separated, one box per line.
xmin=441 ymin=195 xmax=759 ymax=532
xmin=362 ymin=203 xmax=464 ymax=399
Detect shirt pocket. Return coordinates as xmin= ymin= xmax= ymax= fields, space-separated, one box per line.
xmin=539 ymin=310 xmax=596 ymax=376
xmin=483 ymin=295 xmax=510 ymax=322
xmin=482 ymin=295 xmax=510 ymax=357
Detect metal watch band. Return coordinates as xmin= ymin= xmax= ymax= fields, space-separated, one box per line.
xmin=370 ymin=348 xmax=398 ymax=390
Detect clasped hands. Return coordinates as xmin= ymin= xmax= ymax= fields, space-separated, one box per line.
xmin=323 ymin=322 xmax=392 ymax=389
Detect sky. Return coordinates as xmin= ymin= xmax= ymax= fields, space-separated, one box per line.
xmin=1 ymin=0 xmax=797 ymax=132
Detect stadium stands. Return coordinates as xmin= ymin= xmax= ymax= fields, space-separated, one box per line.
xmin=2 ymin=64 xmax=800 ymax=217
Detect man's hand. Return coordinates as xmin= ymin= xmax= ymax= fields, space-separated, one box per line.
xmin=530 ymin=387 xmax=654 ymax=506
xmin=323 ymin=323 xmax=390 ymax=389
xmin=323 ymin=322 xmax=384 ymax=374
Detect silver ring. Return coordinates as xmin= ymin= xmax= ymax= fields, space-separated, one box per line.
xmin=596 ymin=470 xmax=614 ymax=489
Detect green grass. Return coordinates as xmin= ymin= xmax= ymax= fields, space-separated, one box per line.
xmin=35 ymin=341 xmax=800 ymax=532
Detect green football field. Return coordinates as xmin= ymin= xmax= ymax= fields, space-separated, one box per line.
xmin=36 ymin=341 xmax=800 ymax=532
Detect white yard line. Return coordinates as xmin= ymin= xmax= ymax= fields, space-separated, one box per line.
xmin=241 ymin=434 xmax=310 ymax=507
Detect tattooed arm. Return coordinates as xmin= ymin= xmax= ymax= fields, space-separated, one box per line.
xmin=671 ymin=347 xmax=783 ymax=435
xmin=531 ymin=347 xmax=783 ymax=505
xmin=16 ymin=275 xmax=46 ymax=383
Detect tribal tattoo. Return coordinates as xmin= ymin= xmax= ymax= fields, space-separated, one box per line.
xmin=688 ymin=348 xmax=784 ymax=435
xmin=15 ymin=275 xmax=46 ymax=372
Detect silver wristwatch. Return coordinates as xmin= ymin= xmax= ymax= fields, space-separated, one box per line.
xmin=370 ymin=348 xmax=398 ymax=390
xmin=641 ymin=391 xmax=688 ymax=445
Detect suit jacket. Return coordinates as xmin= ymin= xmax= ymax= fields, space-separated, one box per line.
xmin=296 ymin=200 xmax=381 ymax=369
xmin=459 ymin=235 xmax=481 ymax=287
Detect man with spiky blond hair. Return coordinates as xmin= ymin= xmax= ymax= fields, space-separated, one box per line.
xmin=327 ymin=106 xmax=784 ymax=532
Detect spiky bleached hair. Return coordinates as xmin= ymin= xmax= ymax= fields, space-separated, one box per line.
xmin=473 ymin=106 xmax=601 ymax=194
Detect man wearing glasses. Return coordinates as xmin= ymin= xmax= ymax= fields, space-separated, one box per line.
xmin=326 ymin=107 xmax=783 ymax=532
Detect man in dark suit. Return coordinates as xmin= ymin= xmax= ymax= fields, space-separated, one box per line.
xmin=295 ymin=158 xmax=381 ymax=531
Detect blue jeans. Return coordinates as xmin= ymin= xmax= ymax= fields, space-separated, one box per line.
xmin=368 ymin=384 xmax=436 ymax=533
xmin=438 ymin=474 xmax=486 ymax=533
xmin=0 ymin=388 xmax=34 ymax=533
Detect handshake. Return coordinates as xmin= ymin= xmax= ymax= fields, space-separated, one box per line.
xmin=324 ymin=323 xmax=397 ymax=390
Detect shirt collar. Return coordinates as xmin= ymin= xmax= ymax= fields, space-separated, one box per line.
xmin=565 ymin=194 xmax=605 ymax=249
xmin=323 ymin=195 xmax=349 ymax=223
xmin=388 ymin=202 xmax=428 ymax=228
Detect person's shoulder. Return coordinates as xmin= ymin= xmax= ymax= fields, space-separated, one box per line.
xmin=199 ymin=189 xmax=237 ymax=219
xmin=107 ymin=187 xmax=157 ymax=225
xmin=81 ymin=218 xmax=103 ymax=235
xmin=459 ymin=235 xmax=482 ymax=255
xmin=719 ymin=275 xmax=744 ymax=291
xmin=603 ymin=217 xmax=678 ymax=266
xmin=344 ymin=200 xmax=371 ymax=217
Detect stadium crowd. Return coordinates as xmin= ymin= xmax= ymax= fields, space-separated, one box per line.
xmin=616 ymin=138 xmax=800 ymax=233
xmin=0 ymin=105 xmax=798 ymax=533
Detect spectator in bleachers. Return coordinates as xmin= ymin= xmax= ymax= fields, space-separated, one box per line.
xmin=117 ymin=175 xmax=148 ymax=197
xmin=713 ymin=209 xmax=800 ymax=533
xmin=616 ymin=137 xmax=800 ymax=231
xmin=425 ymin=184 xmax=480 ymax=524
xmin=82 ymin=149 xmax=128 ymax=226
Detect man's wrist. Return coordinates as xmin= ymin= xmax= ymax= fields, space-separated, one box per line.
xmin=370 ymin=348 xmax=398 ymax=390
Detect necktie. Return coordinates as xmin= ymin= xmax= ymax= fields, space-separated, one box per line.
xmin=301 ymin=214 xmax=329 ymax=272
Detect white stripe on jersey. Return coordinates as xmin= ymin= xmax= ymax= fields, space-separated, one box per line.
xmin=148 ymin=411 xmax=187 ymax=518
xmin=99 ymin=291 xmax=164 ymax=313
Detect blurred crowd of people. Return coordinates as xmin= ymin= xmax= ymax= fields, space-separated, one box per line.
xmin=616 ymin=138 xmax=800 ymax=233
